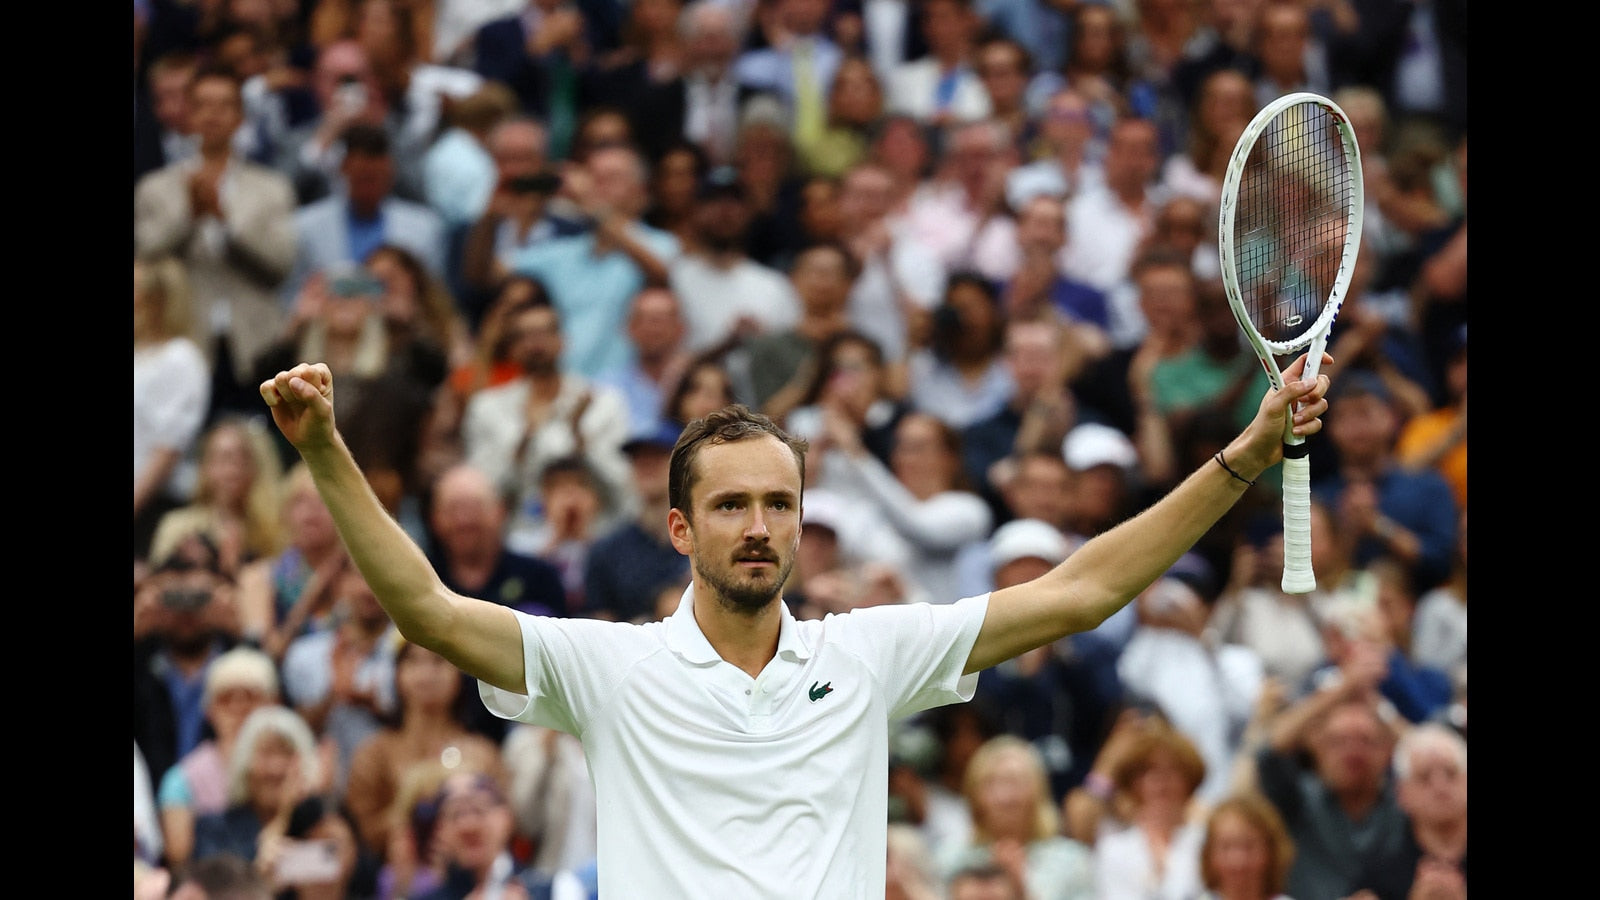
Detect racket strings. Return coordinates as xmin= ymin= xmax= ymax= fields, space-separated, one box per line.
xmin=1233 ymin=101 xmax=1354 ymax=345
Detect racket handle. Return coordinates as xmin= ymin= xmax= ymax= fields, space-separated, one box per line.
xmin=1280 ymin=453 xmax=1316 ymax=593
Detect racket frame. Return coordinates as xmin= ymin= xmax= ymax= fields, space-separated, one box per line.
xmin=1217 ymin=91 xmax=1364 ymax=593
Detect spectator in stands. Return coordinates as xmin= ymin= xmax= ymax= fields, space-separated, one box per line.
xmin=283 ymin=123 xmax=449 ymax=305
xmin=1353 ymin=722 xmax=1468 ymax=900
xmin=595 ymin=285 xmax=694 ymax=437
xmin=836 ymin=160 xmax=945 ymax=377
xmin=669 ymin=165 xmax=802 ymax=355
xmin=134 ymin=65 xmax=299 ymax=421
xmin=1254 ymin=668 xmax=1409 ymax=900
xmin=135 ymin=256 xmax=212 ymax=565
xmin=458 ymin=294 xmax=633 ymax=554
xmin=510 ymin=143 xmax=682 ymax=379
xmin=937 ymin=734 xmax=1095 ymax=900
xmin=280 ymin=559 xmax=400 ymax=795
xmin=151 ymin=417 xmax=286 ymax=581
xmin=424 ymin=461 xmax=568 ymax=620
xmin=457 ymin=117 xmax=580 ymax=323
xmin=235 ymin=462 xmax=348 ymax=662
xmin=738 ymin=241 xmax=860 ymax=418
xmin=191 ymin=705 xmax=361 ymax=896
xmin=344 ymin=639 xmax=509 ymax=861
xmin=1093 ymin=720 xmax=1208 ymax=899
xmin=907 ymin=272 xmax=1015 ymax=430
xmin=582 ymin=421 xmax=692 ymax=622
xmin=1196 ymin=790 xmax=1298 ymax=900
xmin=814 ymin=408 xmax=992 ymax=603
xmin=1313 ymin=372 xmax=1458 ymax=593
xmin=273 ymin=39 xmax=392 ymax=205
xmin=136 ymin=533 xmax=244 ymax=785
xmin=135 ymin=51 xmax=201 ymax=183
xmin=156 ymin=646 xmax=281 ymax=876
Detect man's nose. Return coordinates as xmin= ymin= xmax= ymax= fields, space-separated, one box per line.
xmin=744 ymin=509 xmax=770 ymax=540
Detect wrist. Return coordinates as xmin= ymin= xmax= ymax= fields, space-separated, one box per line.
xmin=1219 ymin=439 xmax=1270 ymax=482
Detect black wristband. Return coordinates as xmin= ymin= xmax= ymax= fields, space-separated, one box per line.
xmin=1214 ymin=450 xmax=1256 ymax=487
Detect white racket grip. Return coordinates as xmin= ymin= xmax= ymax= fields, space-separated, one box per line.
xmin=1280 ymin=454 xmax=1315 ymax=593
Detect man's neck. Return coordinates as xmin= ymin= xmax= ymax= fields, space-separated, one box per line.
xmin=1339 ymin=458 xmax=1389 ymax=484
xmin=691 ymin=586 xmax=783 ymax=678
xmin=639 ymin=503 xmax=673 ymax=542
xmin=700 ymin=246 xmax=745 ymax=269
xmin=1334 ymin=785 xmax=1382 ymax=822
xmin=1113 ymin=180 xmax=1146 ymax=209
xmin=1415 ymin=817 xmax=1469 ymax=862
xmin=349 ymin=198 xmax=383 ymax=220
xmin=524 ymin=370 xmax=562 ymax=398
xmin=797 ymin=312 xmax=850 ymax=342
xmin=635 ymin=351 xmax=673 ymax=383
xmin=447 ymin=546 xmax=498 ymax=588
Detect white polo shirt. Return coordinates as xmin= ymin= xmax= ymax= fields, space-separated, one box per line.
xmin=480 ymin=587 xmax=990 ymax=898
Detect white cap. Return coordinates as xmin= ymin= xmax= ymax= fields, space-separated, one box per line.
xmin=989 ymin=519 xmax=1072 ymax=572
xmin=802 ymin=488 xmax=848 ymax=534
xmin=1062 ymin=422 xmax=1138 ymax=472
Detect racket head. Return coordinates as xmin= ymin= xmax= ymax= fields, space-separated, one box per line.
xmin=1218 ymin=92 xmax=1364 ymax=375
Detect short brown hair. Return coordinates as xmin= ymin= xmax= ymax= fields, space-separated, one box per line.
xmin=1110 ymin=721 xmax=1208 ymax=799
xmin=668 ymin=405 xmax=808 ymax=518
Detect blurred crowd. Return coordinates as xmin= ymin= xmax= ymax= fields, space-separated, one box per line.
xmin=132 ymin=0 xmax=1466 ymax=897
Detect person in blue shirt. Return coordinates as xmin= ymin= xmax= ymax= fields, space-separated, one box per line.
xmin=510 ymin=143 xmax=681 ymax=379
xmin=1312 ymin=372 xmax=1458 ymax=593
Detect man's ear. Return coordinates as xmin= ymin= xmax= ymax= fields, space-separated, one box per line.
xmin=668 ymin=507 xmax=694 ymax=555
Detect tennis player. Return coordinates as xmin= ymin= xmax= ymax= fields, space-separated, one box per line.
xmin=260 ymin=352 xmax=1331 ymax=898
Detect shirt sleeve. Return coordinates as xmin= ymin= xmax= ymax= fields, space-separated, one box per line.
xmin=477 ymin=613 xmax=646 ymax=737
xmin=837 ymin=594 xmax=990 ymax=720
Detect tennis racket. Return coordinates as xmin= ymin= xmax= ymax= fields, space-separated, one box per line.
xmin=1218 ymin=91 xmax=1364 ymax=594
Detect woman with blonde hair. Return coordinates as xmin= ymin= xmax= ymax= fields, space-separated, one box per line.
xmin=134 ymin=255 xmax=211 ymax=564
xmin=1197 ymin=791 xmax=1296 ymax=900
xmin=937 ymin=734 xmax=1095 ymax=900
xmin=235 ymin=461 xmax=350 ymax=661
xmin=150 ymin=416 xmax=286 ymax=578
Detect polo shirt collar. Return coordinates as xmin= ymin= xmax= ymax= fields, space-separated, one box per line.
xmin=664 ymin=584 xmax=815 ymax=666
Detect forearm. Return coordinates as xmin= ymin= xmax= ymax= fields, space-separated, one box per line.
xmin=296 ymin=431 xmax=459 ymax=645
xmin=461 ymin=215 xmax=503 ymax=289
xmin=1267 ymin=680 xmax=1348 ymax=753
xmin=970 ymin=447 xmax=1254 ymax=672
xmin=843 ymin=451 xmax=988 ymax=549
xmin=605 ymin=220 xmax=671 ymax=285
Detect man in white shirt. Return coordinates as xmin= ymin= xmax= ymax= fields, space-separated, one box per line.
xmin=883 ymin=0 xmax=990 ymax=126
xmin=836 ymin=161 xmax=946 ymax=371
xmin=257 ymin=339 xmax=1332 ymax=898
xmin=669 ymin=167 xmax=802 ymax=354
xmin=1062 ymin=116 xmax=1169 ymax=348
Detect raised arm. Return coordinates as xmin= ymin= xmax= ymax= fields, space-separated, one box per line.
xmin=964 ymin=352 xmax=1333 ymax=674
xmin=260 ymin=363 xmax=526 ymax=692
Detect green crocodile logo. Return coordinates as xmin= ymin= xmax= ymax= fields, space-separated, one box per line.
xmin=809 ymin=681 xmax=834 ymax=702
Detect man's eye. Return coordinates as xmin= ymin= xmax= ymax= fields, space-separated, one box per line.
xmin=720 ymin=501 xmax=741 ymax=511
xmin=771 ymin=501 xmax=790 ymax=511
